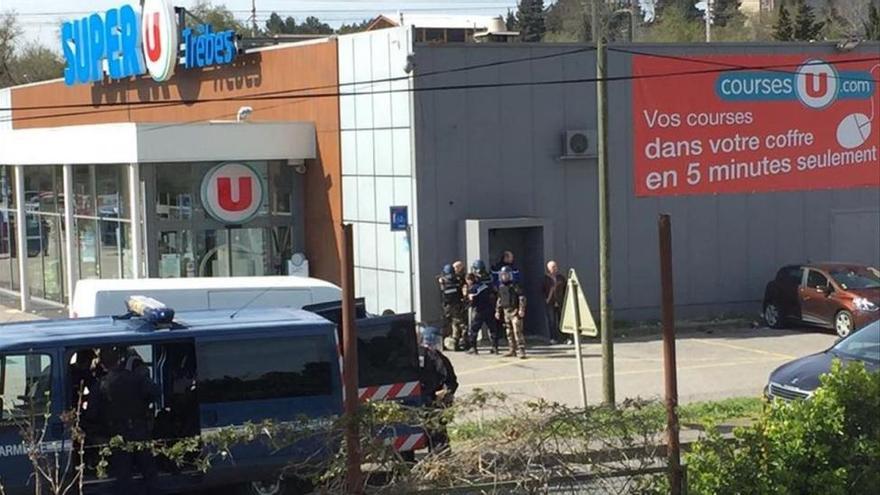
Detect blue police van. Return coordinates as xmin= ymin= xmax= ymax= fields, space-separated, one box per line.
xmin=0 ymin=298 xmax=422 ymax=495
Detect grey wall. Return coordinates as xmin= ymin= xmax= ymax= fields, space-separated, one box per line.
xmin=413 ymin=42 xmax=880 ymax=325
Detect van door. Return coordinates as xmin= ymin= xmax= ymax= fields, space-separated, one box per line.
xmin=0 ymin=352 xmax=59 ymax=492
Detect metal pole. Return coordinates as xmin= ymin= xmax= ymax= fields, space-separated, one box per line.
xmin=62 ymin=164 xmax=76 ymax=314
xmin=406 ymin=224 xmax=415 ymax=314
xmin=571 ymin=279 xmax=588 ymax=409
xmin=14 ymin=165 xmax=30 ymax=312
xmin=341 ymin=224 xmax=363 ymax=494
xmin=705 ymin=0 xmax=713 ymax=43
xmin=593 ymin=0 xmax=615 ymax=406
xmin=128 ymin=163 xmax=142 ymax=278
xmin=658 ymin=214 xmax=682 ymax=495
xmin=251 ymin=0 xmax=258 ymax=36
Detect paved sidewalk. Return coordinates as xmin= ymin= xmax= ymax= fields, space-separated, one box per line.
xmin=0 ymin=294 xmax=64 ymax=324
xmin=448 ymin=325 xmax=837 ymax=406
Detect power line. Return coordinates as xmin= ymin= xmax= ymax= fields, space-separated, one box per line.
xmin=2 ymin=53 xmax=877 ymax=123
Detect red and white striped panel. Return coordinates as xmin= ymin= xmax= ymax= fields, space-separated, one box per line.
xmin=389 ymin=432 xmax=428 ymax=452
xmin=358 ymin=381 xmax=421 ymax=402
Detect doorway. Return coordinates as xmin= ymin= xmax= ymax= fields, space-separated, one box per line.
xmin=461 ymin=218 xmax=553 ymax=337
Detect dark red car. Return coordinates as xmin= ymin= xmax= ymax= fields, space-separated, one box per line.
xmin=763 ymin=263 xmax=880 ymax=337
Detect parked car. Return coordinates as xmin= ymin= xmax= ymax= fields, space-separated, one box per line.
xmin=766 ymin=320 xmax=879 ymax=401
xmin=763 ymin=263 xmax=880 ymax=337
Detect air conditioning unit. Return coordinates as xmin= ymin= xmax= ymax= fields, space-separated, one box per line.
xmin=561 ymin=130 xmax=597 ymax=159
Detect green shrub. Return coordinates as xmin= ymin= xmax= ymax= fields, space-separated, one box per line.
xmin=686 ymin=360 xmax=880 ymax=495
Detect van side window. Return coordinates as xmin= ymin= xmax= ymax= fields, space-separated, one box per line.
xmin=197 ymin=337 xmax=332 ymax=403
xmin=0 ymin=354 xmax=52 ymax=420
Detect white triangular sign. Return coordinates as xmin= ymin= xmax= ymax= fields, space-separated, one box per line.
xmin=560 ymin=268 xmax=598 ymax=337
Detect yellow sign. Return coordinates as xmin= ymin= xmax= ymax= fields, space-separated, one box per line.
xmin=560 ymin=268 xmax=598 ymax=336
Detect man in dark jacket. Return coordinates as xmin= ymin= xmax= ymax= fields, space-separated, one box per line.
xmin=418 ymin=325 xmax=458 ymax=451
xmin=496 ymin=266 xmax=527 ymax=358
xmin=543 ymin=261 xmax=567 ymax=344
xmin=97 ymin=347 xmax=160 ymax=495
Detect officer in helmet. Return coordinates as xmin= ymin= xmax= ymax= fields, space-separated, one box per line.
xmin=466 ymin=260 xmax=500 ymax=354
xmin=417 ymin=324 xmax=458 ymax=451
xmin=496 ymin=266 xmax=527 ymax=358
xmin=437 ymin=263 xmax=467 ymax=351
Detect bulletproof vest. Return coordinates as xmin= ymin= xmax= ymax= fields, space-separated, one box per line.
xmin=440 ymin=274 xmax=463 ymax=304
xmin=497 ymin=283 xmax=520 ymax=309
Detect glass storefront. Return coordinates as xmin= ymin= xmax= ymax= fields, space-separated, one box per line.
xmin=0 ymin=160 xmax=300 ymax=305
xmin=147 ymin=161 xmax=298 ymax=279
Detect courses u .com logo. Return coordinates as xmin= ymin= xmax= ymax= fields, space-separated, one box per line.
xmin=714 ymin=59 xmax=875 ymax=109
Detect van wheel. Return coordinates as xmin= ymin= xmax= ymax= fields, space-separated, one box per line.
xmin=239 ymin=478 xmax=313 ymax=495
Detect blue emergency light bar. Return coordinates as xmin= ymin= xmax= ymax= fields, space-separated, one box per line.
xmin=126 ymin=296 xmax=175 ymax=324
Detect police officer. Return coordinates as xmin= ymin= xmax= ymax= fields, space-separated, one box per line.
xmin=97 ymin=347 xmax=160 ymax=495
xmin=417 ymin=325 xmax=458 ymax=451
xmin=466 ymin=263 xmax=498 ymax=354
xmin=470 ymin=260 xmax=501 ymax=351
xmin=437 ymin=264 xmax=467 ymax=351
xmin=496 ymin=266 xmax=527 ymax=358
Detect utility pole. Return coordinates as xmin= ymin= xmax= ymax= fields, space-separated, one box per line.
xmin=251 ymin=0 xmax=258 ymax=36
xmin=592 ymin=0 xmax=615 ymax=406
xmin=659 ymin=214 xmax=682 ymax=495
xmin=705 ymin=0 xmax=714 ymax=43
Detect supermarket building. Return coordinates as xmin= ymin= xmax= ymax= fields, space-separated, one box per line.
xmin=1 ymin=10 xmax=878 ymax=330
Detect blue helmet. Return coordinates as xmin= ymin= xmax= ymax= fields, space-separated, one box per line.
xmin=442 ymin=264 xmax=453 ymax=275
xmin=471 ymin=259 xmax=486 ymax=273
xmin=499 ymin=265 xmax=514 ymax=283
xmin=419 ymin=325 xmax=443 ymax=351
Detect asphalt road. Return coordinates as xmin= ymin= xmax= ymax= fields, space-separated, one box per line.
xmin=447 ymin=325 xmax=838 ymax=406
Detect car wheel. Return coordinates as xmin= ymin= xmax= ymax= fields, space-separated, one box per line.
xmin=764 ymin=302 xmax=784 ymax=329
xmin=239 ymin=477 xmax=312 ymax=495
xmin=834 ymin=310 xmax=854 ymax=338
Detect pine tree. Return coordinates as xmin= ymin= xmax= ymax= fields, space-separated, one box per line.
xmin=793 ymin=0 xmax=824 ymax=41
xmin=515 ymin=0 xmax=546 ymax=42
xmin=264 ymin=12 xmax=284 ymax=34
xmin=712 ymin=0 xmax=743 ymax=27
xmin=773 ymin=3 xmax=794 ymax=41
xmin=505 ymin=10 xmax=518 ymax=32
xmin=865 ymin=3 xmax=880 ymax=41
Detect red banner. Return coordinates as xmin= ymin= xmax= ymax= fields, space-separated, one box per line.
xmin=632 ymin=54 xmax=880 ymax=197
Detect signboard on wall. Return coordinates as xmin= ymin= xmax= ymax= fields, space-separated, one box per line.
xmin=61 ymin=0 xmax=238 ymax=86
xmin=632 ymin=54 xmax=880 ymax=197
xmin=201 ymin=163 xmax=264 ymax=224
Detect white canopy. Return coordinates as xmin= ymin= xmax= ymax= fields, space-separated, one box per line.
xmin=0 ymin=121 xmax=316 ymax=165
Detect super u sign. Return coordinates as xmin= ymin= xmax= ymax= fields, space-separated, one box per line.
xmin=61 ymin=0 xmax=237 ymax=86
xmin=201 ymin=163 xmax=265 ymax=224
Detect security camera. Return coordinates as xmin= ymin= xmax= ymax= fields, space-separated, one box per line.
xmin=403 ymin=54 xmax=416 ymax=74
xmin=236 ymin=106 xmax=253 ymax=122
xmin=293 ymin=163 xmax=307 ymax=175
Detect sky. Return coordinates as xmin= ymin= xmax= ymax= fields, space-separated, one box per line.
xmin=1 ymin=0 xmax=521 ymax=51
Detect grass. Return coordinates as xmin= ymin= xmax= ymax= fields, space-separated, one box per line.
xmin=448 ymin=396 xmax=764 ymax=443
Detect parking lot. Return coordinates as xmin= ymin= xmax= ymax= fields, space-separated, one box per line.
xmin=448 ymin=325 xmax=838 ymax=406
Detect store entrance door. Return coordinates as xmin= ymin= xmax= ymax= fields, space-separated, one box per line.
xmin=157 ymin=228 xmax=271 ymax=278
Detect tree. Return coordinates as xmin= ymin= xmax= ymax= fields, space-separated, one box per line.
xmin=296 ymin=16 xmax=333 ymax=35
xmin=336 ymin=19 xmax=372 ymax=35
xmin=505 ymin=9 xmax=518 ymax=31
xmin=792 ymin=0 xmax=824 ymax=41
xmin=643 ymin=4 xmax=703 ymax=42
xmin=9 ymin=43 xmax=63 ymax=84
xmin=189 ymin=0 xmax=246 ymax=33
xmin=712 ymin=0 xmax=744 ymax=28
xmin=264 ymin=12 xmax=285 ymax=34
xmin=865 ymin=3 xmax=880 ymax=40
xmin=1 ymin=12 xmax=63 ymax=88
xmin=0 ymin=12 xmax=20 ymax=88
xmin=544 ymin=0 xmax=588 ymax=42
xmin=773 ymin=2 xmax=794 ymax=41
xmin=515 ymin=0 xmax=546 ymax=42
